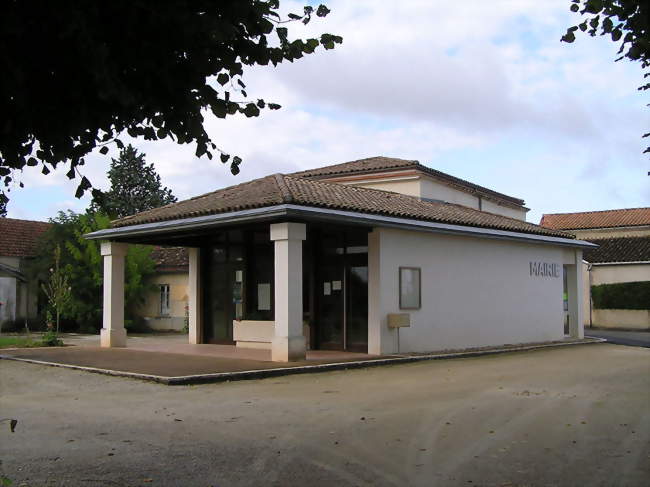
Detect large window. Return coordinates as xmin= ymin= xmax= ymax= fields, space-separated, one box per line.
xmin=159 ymin=284 xmax=171 ymax=316
xmin=399 ymin=267 xmax=421 ymax=310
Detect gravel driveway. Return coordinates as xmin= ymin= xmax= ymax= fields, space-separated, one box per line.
xmin=1 ymin=343 xmax=648 ymax=486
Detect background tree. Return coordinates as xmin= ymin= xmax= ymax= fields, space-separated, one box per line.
xmin=41 ymin=244 xmax=71 ymax=333
xmin=27 ymin=211 xmax=155 ymax=332
xmin=0 ymin=1 xmax=341 ymax=205
xmin=0 ymin=198 xmax=6 ymax=217
xmin=92 ymin=145 xmax=177 ymax=219
xmin=562 ymin=0 xmax=649 ymax=153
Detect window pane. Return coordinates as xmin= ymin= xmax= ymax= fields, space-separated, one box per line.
xmin=399 ymin=268 xmax=420 ymax=309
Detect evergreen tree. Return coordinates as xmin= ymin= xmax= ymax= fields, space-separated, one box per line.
xmin=93 ymin=145 xmax=177 ymax=218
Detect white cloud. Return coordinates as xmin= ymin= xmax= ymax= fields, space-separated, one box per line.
xmin=6 ymin=0 xmax=648 ymax=222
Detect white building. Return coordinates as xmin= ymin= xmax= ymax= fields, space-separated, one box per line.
xmin=541 ymin=207 xmax=650 ymax=330
xmin=87 ymin=156 xmax=594 ymax=361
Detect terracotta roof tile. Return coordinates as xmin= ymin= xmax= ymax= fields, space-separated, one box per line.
xmin=113 ymin=174 xmax=572 ymax=239
xmin=583 ymin=237 xmax=650 ymax=264
xmin=291 ymin=156 xmax=526 ymax=207
xmin=0 ymin=218 xmax=52 ymax=257
xmin=151 ymin=246 xmax=188 ymax=271
xmin=540 ymin=208 xmax=650 ymax=230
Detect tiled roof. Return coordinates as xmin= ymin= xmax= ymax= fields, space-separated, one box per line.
xmin=0 ymin=218 xmax=52 ymax=258
xmin=540 ymin=208 xmax=650 ymax=230
xmin=151 ymin=246 xmax=188 ymax=271
xmin=113 ymin=174 xmax=572 ymax=238
xmin=583 ymin=237 xmax=650 ymax=264
xmin=291 ymin=156 xmax=526 ymax=207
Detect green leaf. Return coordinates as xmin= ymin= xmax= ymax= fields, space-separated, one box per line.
xmin=66 ymin=167 xmax=76 ymax=179
xmin=316 ymin=5 xmax=330 ymax=17
xmin=611 ymin=28 xmax=622 ymax=42
xmin=570 ymin=4 xmax=579 ymax=12
xmin=243 ymin=103 xmax=260 ymax=117
xmin=217 ymin=73 xmax=229 ymax=86
xmin=27 ymin=157 xmax=38 ymax=166
xmin=220 ymin=153 xmax=230 ymax=163
xmin=561 ymin=31 xmax=576 ymax=43
xmin=99 ymin=146 xmax=109 ymax=155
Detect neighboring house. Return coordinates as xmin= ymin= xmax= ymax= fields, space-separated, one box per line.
xmin=137 ymin=246 xmax=189 ymax=331
xmin=88 ymin=156 xmax=593 ymax=362
xmin=0 ymin=217 xmax=52 ymax=329
xmin=540 ymin=208 xmax=650 ymax=330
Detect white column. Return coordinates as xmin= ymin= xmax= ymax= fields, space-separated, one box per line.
xmin=270 ymin=222 xmax=306 ymax=362
xmin=100 ymin=241 xmax=128 ymax=348
xmin=367 ymin=228 xmax=395 ymax=355
xmin=567 ymin=249 xmax=584 ymax=339
xmin=188 ymin=247 xmax=202 ymax=344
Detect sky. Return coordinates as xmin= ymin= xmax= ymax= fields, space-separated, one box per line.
xmin=6 ymin=0 xmax=649 ymax=224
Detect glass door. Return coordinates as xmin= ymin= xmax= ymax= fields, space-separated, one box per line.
xmin=314 ymin=230 xmax=368 ymax=352
xmin=346 ymin=254 xmax=368 ymax=352
xmin=203 ymin=245 xmax=232 ymax=343
xmin=316 ymin=234 xmax=345 ymax=349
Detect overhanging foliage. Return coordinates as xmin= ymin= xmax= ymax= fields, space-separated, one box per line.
xmin=0 ymin=1 xmax=342 ymax=206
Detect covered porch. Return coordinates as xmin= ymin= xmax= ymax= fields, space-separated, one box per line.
xmin=95 ymin=219 xmax=374 ymax=362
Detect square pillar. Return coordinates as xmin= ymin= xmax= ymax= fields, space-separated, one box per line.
xmin=100 ymin=241 xmax=128 ymax=347
xmin=270 ymin=222 xmax=306 ymax=362
xmin=567 ymin=250 xmax=584 ymax=339
xmin=367 ymin=228 xmax=396 ymax=355
xmin=188 ymin=247 xmax=202 ymax=344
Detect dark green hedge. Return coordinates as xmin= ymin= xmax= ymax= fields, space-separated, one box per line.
xmin=591 ymin=281 xmax=650 ymax=310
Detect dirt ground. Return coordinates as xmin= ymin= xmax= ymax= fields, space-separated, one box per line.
xmin=1 ymin=343 xmax=648 ymax=487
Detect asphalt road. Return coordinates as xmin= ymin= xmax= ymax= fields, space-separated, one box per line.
xmin=586 ymin=329 xmax=650 ymax=348
xmin=1 ymin=343 xmax=649 ymax=487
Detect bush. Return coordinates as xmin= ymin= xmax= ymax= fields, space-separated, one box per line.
xmin=591 ymin=281 xmax=650 ymax=310
xmin=41 ymin=329 xmax=64 ymax=347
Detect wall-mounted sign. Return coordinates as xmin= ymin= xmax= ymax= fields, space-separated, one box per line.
xmin=529 ymin=262 xmax=561 ymax=278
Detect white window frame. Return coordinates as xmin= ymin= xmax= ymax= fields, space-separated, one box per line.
xmin=159 ymin=284 xmax=171 ymax=316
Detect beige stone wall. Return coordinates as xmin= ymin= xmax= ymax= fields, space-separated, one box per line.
xmin=342 ymin=177 xmax=422 ymax=197
xmin=138 ymin=271 xmax=189 ymax=331
xmin=583 ymin=263 xmax=650 ymax=326
xmin=590 ymin=264 xmax=650 ymax=285
xmin=419 ymin=177 xmax=480 ymax=209
xmin=592 ymin=309 xmax=649 ymax=330
xmin=481 ymin=199 xmax=528 ymax=221
xmin=342 ymin=174 xmax=527 ymax=221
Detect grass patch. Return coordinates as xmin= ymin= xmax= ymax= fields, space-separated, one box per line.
xmin=0 ymin=336 xmax=42 ymax=348
xmin=0 ymin=335 xmax=63 ymax=349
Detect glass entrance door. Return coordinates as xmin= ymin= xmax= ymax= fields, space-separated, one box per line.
xmin=203 ymin=244 xmax=245 ymax=344
xmin=346 ymin=254 xmax=368 ymax=352
xmin=314 ymin=231 xmax=368 ymax=352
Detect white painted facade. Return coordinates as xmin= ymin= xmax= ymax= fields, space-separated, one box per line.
xmin=368 ymin=227 xmax=582 ymax=355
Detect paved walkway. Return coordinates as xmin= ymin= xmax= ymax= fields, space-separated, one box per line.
xmin=586 ymin=328 xmax=650 ymax=348
xmin=61 ymin=333 xmax=376 ymax=361
xmin=0 ymin=333 xmax=601 ymax=384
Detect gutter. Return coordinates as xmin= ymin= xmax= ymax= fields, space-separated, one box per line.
xmin=589 ymin=261 xmax=650 ymax=266
xmin=84 ymin=203 xmax=596 ymax=249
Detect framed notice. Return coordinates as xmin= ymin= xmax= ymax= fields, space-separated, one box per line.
xmin=258 ymin=283 xmax=271 ymax=311
xmin=399 ymin=267 xmax=421 ymax=310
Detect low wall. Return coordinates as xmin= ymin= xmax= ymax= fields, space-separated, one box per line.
xmin=592 ymin=309 xmax=650 ymax=330
xmin=233 ymin=320 xmax=311 ymax=350
xmin=143 ymin=316 xmax=186 ymax=331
